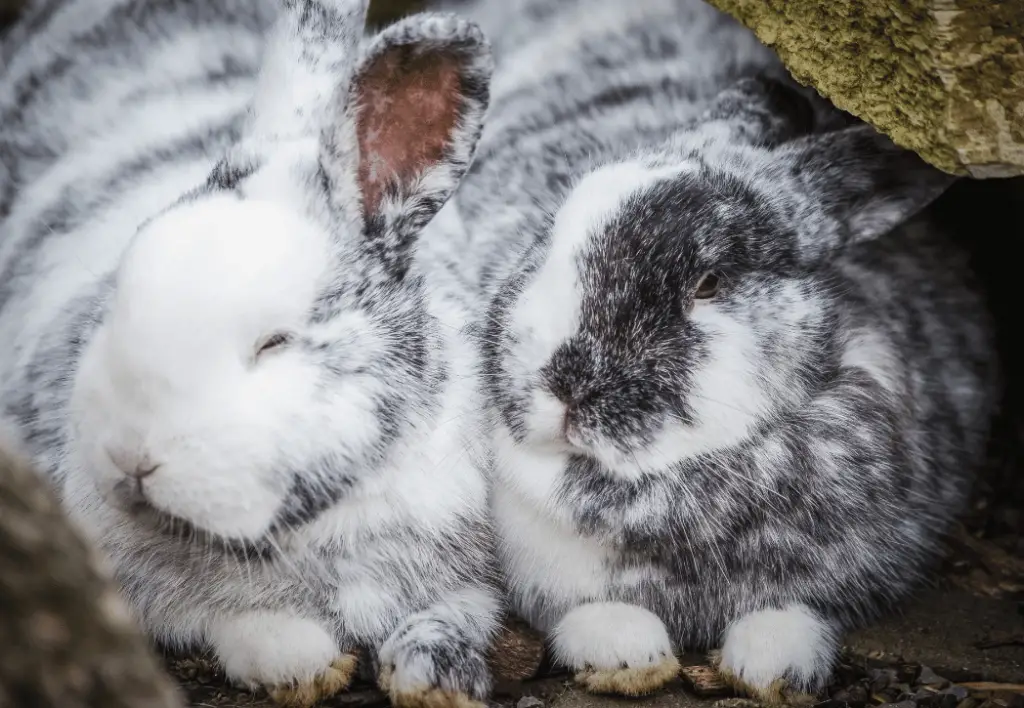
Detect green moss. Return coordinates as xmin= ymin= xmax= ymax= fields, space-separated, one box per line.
xmin=943 ymin=1 xmax=1024 ymax=173
xmin=704 ymin=0 xmax=1024 ymax=177
xmin=707 ymin=0 xmax=950 ymax=164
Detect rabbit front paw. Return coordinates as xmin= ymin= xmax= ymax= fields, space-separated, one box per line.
xmin=552 ymin=602 xmax=680 ymax=696
xmin=377 ymin=601 xmax=493 ymax=708
xmin=712 ymin=604 xmax=836 ymax=706
xmin=208 ymin=611 xmax=356 ymax=708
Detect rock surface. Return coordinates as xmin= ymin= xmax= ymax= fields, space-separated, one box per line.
xmin=0 ymin=434 xmax=185 ymax=708
xmin=701 ymin=0 xmax=1024 ymax=178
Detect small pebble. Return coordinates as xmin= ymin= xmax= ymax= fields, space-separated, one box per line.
xmin=913 ymin=691 xmax=941 ymax=707
xmin=517 ymin=696 xmax=544 ymax=708
xmin=872 ymin=669 xmax=901 ymax=693
xmin=680 ymin=665 xmax=729 ymax=697
xmin=899 ymin=665 xmax=923 ymax=683
xmin=919 ymin=667 xmax=951 ymax=689
xmin=814 ymin=700 xmax=846 ymax=708
xmin=712 ymin=699 xmax=761 ymax=708
xmin=945 ymin=687 xmax=971 ymax=702
xmin=847 ymin=685 xmax=870 ymax=704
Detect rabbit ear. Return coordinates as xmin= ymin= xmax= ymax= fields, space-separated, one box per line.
xmin=245 ymin=0 xmax=371 ymax=141
xmin=320 ymin=13 xmax=493 ymax=279
xmin=688 ymin=75 xmax=819 ymax=148
xmin=767 ymin=124 xmax=957 ymax=260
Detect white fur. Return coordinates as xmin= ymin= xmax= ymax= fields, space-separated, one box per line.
xmin=492 ymin=481 xmax=612 ymax=627
xmin=840 ymin=329 xmax=902 ymax=394
xmin=551 ymin=602 xmax=675 ymax=670
xmin=317 ymin=329 xmax=490 ymax=640
xmin=208 ymin=611 xmax=341 ymax=687
xmin=71 ymin=196 xmax=332 ymax=541
xmin=491 ymin=424 xmax=572 ymax=516
xmin=719 ymin=604 xmax=837 ymax=691
xmin=16 ymin=29 xmax=263 ymax=156
xmin=525 ymin=388 xmax=572 ymax=447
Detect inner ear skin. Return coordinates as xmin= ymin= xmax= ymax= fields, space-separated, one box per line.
xmin=354 ymin=45 xmax=463 ymax=217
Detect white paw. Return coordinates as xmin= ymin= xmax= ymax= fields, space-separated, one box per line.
xmin=718 ymin=604 xmax=837 ymax=697
xmin=208 ymin=611 xmax=356 ymax=707
xmin=377 ymin=591 xmax=495 ymax=708
xmin=551 ymin=602 xmax=679 ymax=696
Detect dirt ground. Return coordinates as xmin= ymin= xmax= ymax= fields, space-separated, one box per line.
xmin=4 ymin=1 xmax=1024 ymax=708
xmin=160 ymin=517 xmax=1024 ymax=708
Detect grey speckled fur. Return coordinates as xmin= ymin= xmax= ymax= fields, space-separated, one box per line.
xmin=439 ymin=0 xmax=1001 ymax=696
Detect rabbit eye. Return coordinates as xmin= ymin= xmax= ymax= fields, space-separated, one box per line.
xmin=255 ymin=332 xmax=291 ymax=359
xmin=695 ymin=273 xmax=721 ymax=300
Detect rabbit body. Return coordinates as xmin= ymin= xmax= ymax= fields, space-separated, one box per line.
xmin=440 ymin=0 xmax=1000 ymax=698
xmin=0 ymin=2 xmax=500 ymax=705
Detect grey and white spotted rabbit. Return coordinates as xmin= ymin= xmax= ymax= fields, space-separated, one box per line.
xmin=440 ymin=0 xmax=1000 ymax=701
xmin=0 ymin=1 xmax=501 ymax=706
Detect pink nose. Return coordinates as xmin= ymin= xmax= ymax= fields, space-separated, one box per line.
xmin=106 ymin=447 xmax=161 ymax=479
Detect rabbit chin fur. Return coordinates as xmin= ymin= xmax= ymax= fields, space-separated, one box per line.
xmin=0 ymin=0 xmax=500 ymax=701
xmin=71 ymin=196 xmax=336 ymax=541
xmin=447 ymin=0 xmax=1000 ymax=698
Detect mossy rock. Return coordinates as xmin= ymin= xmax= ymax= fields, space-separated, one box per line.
xmin=1 ymin=437 xmax=184 ymax=708
xmin=703 ymin=0 xmax=1024 ymax=178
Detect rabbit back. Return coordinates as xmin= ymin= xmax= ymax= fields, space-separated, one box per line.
xmin=0 ymin=0 xmax=274 ymax=470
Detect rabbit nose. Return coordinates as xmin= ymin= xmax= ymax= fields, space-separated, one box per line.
xmin=561 ymin=402 xmax=581 ymax=440
xmin=107 ymin=446 xmax=161 ymax=479
xmin=548 ymin=389 xmax=581 ymax=440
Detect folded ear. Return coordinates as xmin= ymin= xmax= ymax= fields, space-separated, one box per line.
xmin=688 ymin=75 xmax=819 ymax=148
xmin=321 ymin=13 xmax=493 ymax=279
xmin=768 ymin=124 xmax=957 ymax=260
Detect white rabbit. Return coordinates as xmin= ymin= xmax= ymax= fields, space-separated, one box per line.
xmin=0 ymin=1 xmax=501 ymax=706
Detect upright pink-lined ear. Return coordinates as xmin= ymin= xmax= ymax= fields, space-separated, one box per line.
xmin=354 ymin=42 xmax=468 ymax=217
xmin=323 ymin=12 xmax=493 ymax=277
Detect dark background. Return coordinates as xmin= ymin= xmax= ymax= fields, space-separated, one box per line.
xmin=0 ymin=0 xmax=425 ymax=25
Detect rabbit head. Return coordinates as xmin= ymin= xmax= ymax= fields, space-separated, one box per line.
xmin=68 ymin=0 xmax=493 ymax=543
xmin=483 ymin=76 xmax=954 ymax=480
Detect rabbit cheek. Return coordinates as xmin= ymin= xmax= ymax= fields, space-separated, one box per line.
xmin=138 ymin=457 xmax=284 ymax=541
